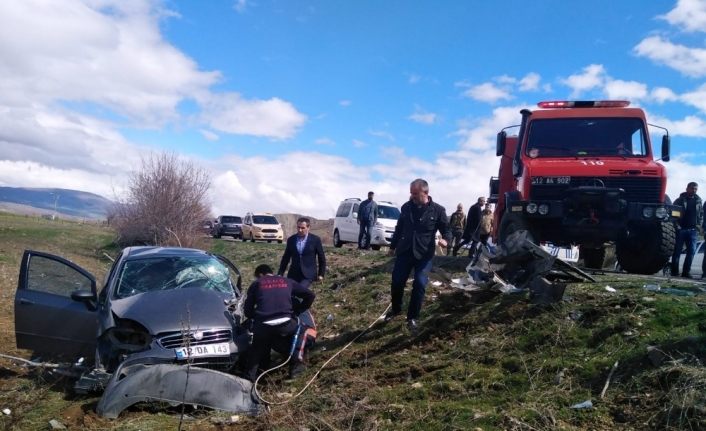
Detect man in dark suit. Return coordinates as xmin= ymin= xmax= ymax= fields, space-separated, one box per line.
xmin=278 ymin=217 xmax=327 ymax=287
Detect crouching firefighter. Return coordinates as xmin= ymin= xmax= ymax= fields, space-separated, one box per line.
xmin=243 ymin=264 xmax=316 ymax=382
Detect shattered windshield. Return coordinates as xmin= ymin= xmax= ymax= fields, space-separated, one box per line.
xmin=114 ymin=256 xmax=235 ymax=299
xmin=526 ymin=117 xmax=648 ymax=158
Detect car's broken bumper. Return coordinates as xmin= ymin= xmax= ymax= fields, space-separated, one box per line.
xmin=96 ymin=361 xmax=259 ymax=418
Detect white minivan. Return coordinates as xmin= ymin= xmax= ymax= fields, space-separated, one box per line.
xmin=332 ymin=198 xmax=400 ymax=250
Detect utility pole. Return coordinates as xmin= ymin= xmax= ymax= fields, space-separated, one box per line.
xmin=50 ymin=192 xmax=60 ymax=220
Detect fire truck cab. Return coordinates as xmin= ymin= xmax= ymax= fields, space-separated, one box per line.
xmin=489 ymin=100 xmax=680 ymax=274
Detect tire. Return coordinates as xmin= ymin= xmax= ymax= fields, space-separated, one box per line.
xmin=267 ymin=240 xmax=272 ymax=243
xmin=213 ymin=231 xmax=221 ymax=239
xmin=580 ymin=245 xmax=606 ymax=269
xmin=616 ymin=221 xmax=676 ymax=274
xmin=278 ymin=240 xmax=283 ymax=244
xmin=241 ymin=235 xmax=247 ymax=242
xmin=371 ymin=245 xmax=381 ymax=251
xmin=250 ymin=233 xmax=255 ymax=243
xmin=498 ymin=212 xmax=535 ymax=245
xmin=333 ymin=230 xmax=343 ymax=248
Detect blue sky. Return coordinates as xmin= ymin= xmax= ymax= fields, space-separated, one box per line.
xmin=1 ymin=0 xmax=706 ymax=218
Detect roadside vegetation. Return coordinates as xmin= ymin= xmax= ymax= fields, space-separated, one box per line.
xmin=0 ymin=212 xmax=705 ymax=430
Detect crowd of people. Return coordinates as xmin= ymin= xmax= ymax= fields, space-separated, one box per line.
xmin=241 ymin=178 xmax=497 ymax=382
xmin=240 ymin=180 xmax=706 ymax=383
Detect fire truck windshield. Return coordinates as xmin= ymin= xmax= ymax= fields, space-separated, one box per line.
xmin=525 ymin=118 xmax=647 ymax=158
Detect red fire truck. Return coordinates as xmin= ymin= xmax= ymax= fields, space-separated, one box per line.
xmin=489 ymin=100 xmax=680 ymax=274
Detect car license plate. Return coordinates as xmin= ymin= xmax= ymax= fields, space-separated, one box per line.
xmin=264 ymin=234 xmax=275 ymax=238
xmin=175 ymin=343 xmax=230 ymax=359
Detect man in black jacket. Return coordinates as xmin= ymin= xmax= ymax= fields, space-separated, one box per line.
xmin=278 ymin=217 xmax=326 ymax=287
xmin=460 ymin=196 xmax=486 ymax=257
xmin=243 ymin=264 xmax=315 ymax=381
xmin=670 ymin=182 xmax=703 ymax=278
xmin=386 ymin=178 xmax=451 ymax=331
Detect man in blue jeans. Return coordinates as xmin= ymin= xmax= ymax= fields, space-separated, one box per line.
xmin=671 ymin=182 xmax=703 ymax=278
xmin=385 ymin=179 xmax=450 ymax=331
xmin=357 ymin=191 xmax=378 ymax=249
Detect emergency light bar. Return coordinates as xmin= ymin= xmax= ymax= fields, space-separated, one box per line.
xmin=537 ymin=100 xmax=630 ymax=108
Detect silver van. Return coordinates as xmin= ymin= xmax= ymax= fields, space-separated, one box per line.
xmin=332 ymin=198 xmax=400 ymax=250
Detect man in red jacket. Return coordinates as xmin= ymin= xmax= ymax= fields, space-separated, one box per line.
xmin=243 ymin=264 xmax=315 ymax=381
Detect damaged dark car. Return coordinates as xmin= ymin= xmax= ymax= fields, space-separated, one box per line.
xmin=14 ymin=246 xmax=258 ymax=418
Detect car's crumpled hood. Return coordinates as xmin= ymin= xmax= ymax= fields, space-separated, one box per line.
xmin=109 ymin=288 xmax=236 ymax=335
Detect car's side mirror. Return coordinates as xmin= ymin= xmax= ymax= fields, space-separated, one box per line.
xmin=71 ymin=289 xmax=97 ymax=311
xmin=661 ymin=135 xmax=670 ymax=162
xmin=496 ymin=131 xmax=506 ymax=157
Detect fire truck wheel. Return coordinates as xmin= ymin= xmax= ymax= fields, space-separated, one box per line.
xmin=616 ymin=221 xmax=676 ymax=274
xmin=580 ymin=245 xmax=606 ymax=269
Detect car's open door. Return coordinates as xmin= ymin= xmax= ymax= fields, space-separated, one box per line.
xmin=15 ymin=250 xmax=98 ymax=361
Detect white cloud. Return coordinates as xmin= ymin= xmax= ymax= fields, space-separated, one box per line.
xmin=454 ymin=104 xmax=527 ymax=151
xmin=0 ymin=1 xmax=221 ymax=127
xmin=603 ymin=79 xmax=649 ymax=101
xmin=369 ymin=129 xmax=395 ymax=141
xmin=315 ymin=137 xmax=336 ymax=146
xmin=408 ymin=106 xmax=438 ymax=125
xmin=634 ymin=36 xmax=706 ymax=78
xmin=339 ymin=99 xmax=351 ymax=107
xmin=463 ymin=82 xmax=512 ymax=103
xmin=408 ymin=74 xmax=421 ymax=84
xmin=352 ymin=139 xmax=367 ymax=148
xmin=518 ymin=73 xmax=541 ymax=91
xmin=660 ymin=0 xmax=706 ymax=33
xmin=199 ymin=92 xmax=307 ymax=139
xmin=648 ymin=111 xmax=706 ymax=138
xmin=233 ymin=0 xmax=248 ymax=14
xmin=651 ymin=87 xmax=678 ymax=103
xmin=200 ymin=129 xmax=219 ymax=141
xmin=680 ymin=83 xmax=706 ymax=114
xmin=561 ymin=64 xmax=606 ymax=97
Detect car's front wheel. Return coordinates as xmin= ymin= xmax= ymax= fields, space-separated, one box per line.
xmin=333 ymin=230 xmax=343 ymax=248
xmin=250 ymin=233 xmax=255 ymax=242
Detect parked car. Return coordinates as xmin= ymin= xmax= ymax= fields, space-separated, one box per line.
xmin=241 ymin=213 xmax=284 ymax=243
xmin=14 ymin=246 xmax=255 ymax=417
xmin=212 ymin=215 xmax=243 ymax=239
xmin=201 ymin=219 xmax=214 ymax=235
xmin=332 ymin=198 xmax=400 ymax=250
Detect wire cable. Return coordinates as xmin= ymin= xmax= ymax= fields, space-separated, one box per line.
xmin=253 ymin=303 xmax=391 ymax=406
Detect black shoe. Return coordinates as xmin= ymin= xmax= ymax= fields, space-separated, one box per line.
xmin=682 ymin=273 xmax=694 ymax=279
xmin=288 ymin=362 xmax=306 ymax=380
xmin=384 ymin=310 xmax=400 ymax=322
xmin=406 ymin=319 xmax=418 ymax=331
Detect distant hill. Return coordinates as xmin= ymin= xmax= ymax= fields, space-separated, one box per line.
xmin=0 ymin=187 xmax=113 ymax=220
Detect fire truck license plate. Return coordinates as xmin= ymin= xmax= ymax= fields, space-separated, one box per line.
xmin=175 ymin=343 xmax=230 ymax=359
xmin=532 ymin=176 xmax=571 ymax=185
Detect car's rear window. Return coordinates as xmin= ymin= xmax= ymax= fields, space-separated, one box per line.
xmin=253 ymin=215 xmax=278 ymax=224
xmin=115 ymin=256 xmax=235 ymax=299
xmin=221 ymin=216 xmax=241 ymax=223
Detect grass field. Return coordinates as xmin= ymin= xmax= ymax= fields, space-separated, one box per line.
xmin=1 ymin=211 xmax=705 ymax=430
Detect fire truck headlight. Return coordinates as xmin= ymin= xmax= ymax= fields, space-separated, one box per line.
xmin=642 ymin=207 xmax=655 ymax=218
xmin=526 ymin=203 xmax=538 ymax=214
xmin=655 ymin=207 xmax=668 ymax=219
xmin=538 ymin=204 xmax=549 ymax=215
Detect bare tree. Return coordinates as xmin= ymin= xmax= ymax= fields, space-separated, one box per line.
xmin=109 ymin=152 xmax=212 ymax=247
